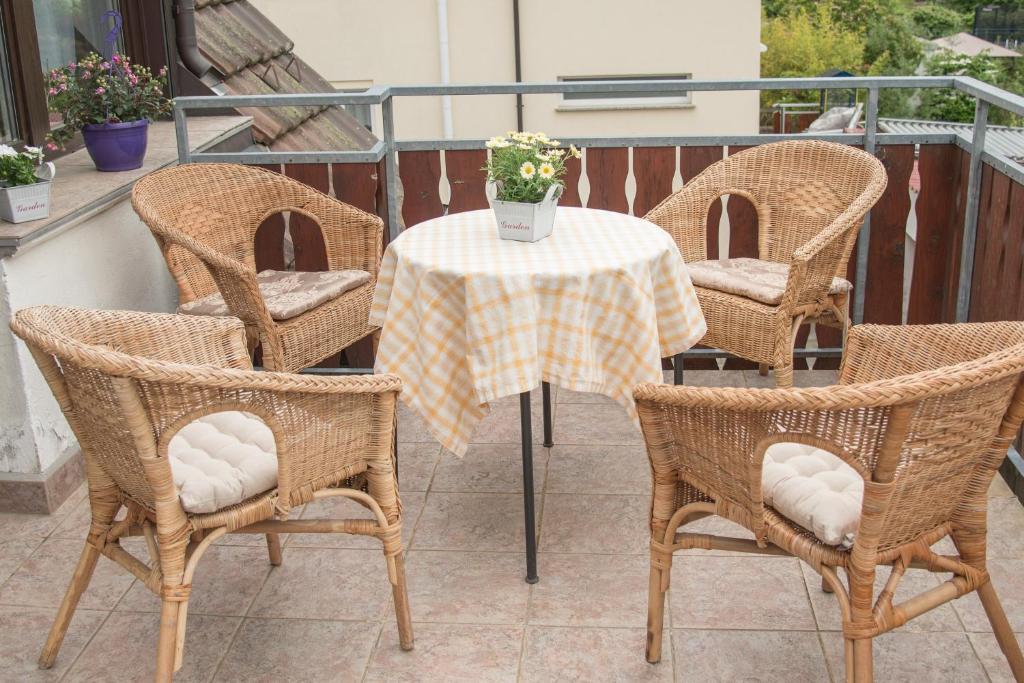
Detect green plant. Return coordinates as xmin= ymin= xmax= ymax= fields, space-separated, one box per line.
xmin=918 ymin=50 xmax=1023 ymax=123
xmin=908 ymin=4 xmax=969 ymax=39
xmin=0 ymin=145 xmax=44 ymax=187
xmin=483 ymin=132 xmax=580 ymax=203
xmin=44 ymin=51 xmax=171 ymax=149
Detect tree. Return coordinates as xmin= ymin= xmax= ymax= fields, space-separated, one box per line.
xmin=918 ymin=50 xmax=1023 ymax=124
xmin=908 ymin=4 xmax=969 ymax=39
xmin=761 ymin=6 xmax=865 ymax=106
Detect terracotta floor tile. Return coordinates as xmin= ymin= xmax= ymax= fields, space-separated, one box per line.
xmin=528 ymin=553 xmax=651 ymax=628
xmin=365 ymin=622 xmax=523 ymax=682
xmin=401 ymin=550 xmax=530 ymax=625
xmin=671 ymin=629 xmax=829 ymax=682
xmin=522 ymin=626 xmax=672 ymax=682
xmin=539 ymin=494 xmax=649 ymax=555
xmin=247 ymin=547 xmax=393 ymax=621
xmin=820 ymin=630 xmax=988 ymax=682
xmin=412 ymin=492 xmax=538 ymax=552
xmin=552 ymin=403 xmax=642 ymax=445
xmin=0 ymin=605 xmax=106 ymax=681
xmin=545 ymin=444 xmax=651 ymax=495
xmin=64 ymin=611 xmax=238 ymax=682
xmin=431 ymin=443 xmax=549 ymax=493
xmin=215 ymin=618 xmax=379 ymax=683
xmin=669 ymin=556 xmax=816 ymax=630
xmin=0 ymin=538 xmax=134 ymax=610
xmin=116 ymin=544 xmax=272 ymax=616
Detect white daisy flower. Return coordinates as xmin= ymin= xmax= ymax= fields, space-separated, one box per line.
xmin=520 ymin=161 xmax=536 ymax=179
xmin=0 ymin=144 xmax=16 ymax=157
xmin=538 ymin=162 xmax=556 ymax=179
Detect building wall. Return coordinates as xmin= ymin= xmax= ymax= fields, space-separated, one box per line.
xmin=250 ymin=0 xmax=761 ymax=139
xmin=0 ymin=200 xmax=177 ymax=474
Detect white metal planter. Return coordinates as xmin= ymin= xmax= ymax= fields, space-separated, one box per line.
xmin=0 ymin=162 xmax=55 ymax=223
xmin=492 ymin=183 xmax=562 ymax=243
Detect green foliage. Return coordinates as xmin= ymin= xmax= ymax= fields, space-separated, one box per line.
xmin=45 ymin=52 xmax=171 ymax=149
xmin=918 ymin=50 xmax=1024 ymax=123
xmin=0 ymin=145 xmax=44 ymax=187
xmin=908 ymin=4 xmax=968 ymax=39
xmin=483 ymin=132 xmax=581 ymax=204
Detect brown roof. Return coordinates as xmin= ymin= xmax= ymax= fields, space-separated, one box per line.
xmin=194 ymin=0 xmax=377 ymax=152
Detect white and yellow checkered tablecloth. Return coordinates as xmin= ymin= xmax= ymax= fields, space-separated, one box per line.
xmin=369 ymin=206 xmax=706 ymax=455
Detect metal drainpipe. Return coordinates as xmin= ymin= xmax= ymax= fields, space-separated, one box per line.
xmin=174 ymin=0 xmax=213 ymax=79
xmin=513 ymin=0 xmax=523 ymax=131
xmin=437 ymin=0 xmax=453 ymax=139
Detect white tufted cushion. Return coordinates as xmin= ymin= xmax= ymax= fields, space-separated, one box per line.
xmin=167 ymin=411 xmax=279 ymax=514
xmin=762 ymin=442 xmax=863 ymax=548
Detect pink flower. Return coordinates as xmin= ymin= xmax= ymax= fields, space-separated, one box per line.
xmin=100 ymin=61 xmax=110 ymax=70
xmin=48 ymin=87 xmax=58 ymax=95
xmin=95 ymin=87 xmax=105 ymax=95
xmin=46 ymin=143 xmax=58 ymax=151
xmin=59 ymin=83 xmax=67 ymax=91
xmin=112 ymin=54 xmax=121 ymax=64
xmin=82 ymin=70 xmax=91 ymax=79
xmin=129 ymin=75 xmax=138 ymax=85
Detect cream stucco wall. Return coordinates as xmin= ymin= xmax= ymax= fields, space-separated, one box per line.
xmin=251 ymin=0 xmax=761 ymax=139
xmin=0 ymin=199 xmax=177 ymax=474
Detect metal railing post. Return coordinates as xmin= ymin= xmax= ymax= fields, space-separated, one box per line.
xmin=956 ymin=98 xmax=989 ymax=322
xmin=382 ymin=93 xmax=401 ymax=241
xmin=852 ymin=87 xmax=878 ymax=325
xmin=173 ymin=102 xmax=191 ymax=164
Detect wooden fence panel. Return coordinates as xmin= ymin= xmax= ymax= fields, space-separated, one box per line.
xmin=679 ymin=146 xmax=725 ymax=260
xmin=908 ymin=145 xmax=967 ymax=324
xmin=254 ymin=163 xmax=286 ymax=271
xmin=863 ymin=145 xmax=914 ymax=325
xmin=560 ymin=155 xmax=583 ymax=207
xmin=632 ymin=147 xmax=675 ymax=217
xmin=332 ymin=162 xmax=378 ymax=215
xmin=722 ymin=146 xmax=760 ymax=370
xmin=585 ymin=147 xmax=629 ymax=213
xmin=398 ymin=151 xmax=443 ymax=228
xmin=445 ymin=149 xmax=489 ymax=214
xmin=284 ymin=164 xmax=330 ymax=271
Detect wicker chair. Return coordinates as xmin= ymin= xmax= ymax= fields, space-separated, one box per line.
xmin=645 ymin=140 xmax=888 ymax=387
xmin=637 ymin=322 xmax=1024 ymax=681
xmin=11 ymin=306 xmax=412 ymax=682
xmin=132 ymin=163 xmax=382 ymax=373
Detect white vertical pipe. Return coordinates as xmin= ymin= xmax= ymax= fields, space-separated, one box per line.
xmin=437 ymin=0 xmax=454 ymax=139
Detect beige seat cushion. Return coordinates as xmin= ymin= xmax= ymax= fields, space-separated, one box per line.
xmin=687 ymin=257 xmax=852 ymax=306
xmin=168 ymin=411 xmax=279 ymax=514
xmin=762 ymin=442 xmax=863 ymax=548
xmin=178 ymin=269 xmax=371 ymax=321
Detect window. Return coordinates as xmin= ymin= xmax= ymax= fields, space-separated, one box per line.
xmin=559 ymin=74 xmax=692 ymax=109
xmin=0 ymin=11 xmax=18 ymax=142
xmin=33 ymin=0 xmax=122 ymax=131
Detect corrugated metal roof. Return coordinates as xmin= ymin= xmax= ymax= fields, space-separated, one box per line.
xmin=879 ymin=118 xmax=1024 ymax=162
xmin=194 ymin=0 xmax=377 ymax=152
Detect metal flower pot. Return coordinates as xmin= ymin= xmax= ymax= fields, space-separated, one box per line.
xmin=0 ymin=163 xmax=56 ymax=223
xmin=492 ymin=183 xmax=563 ymax=243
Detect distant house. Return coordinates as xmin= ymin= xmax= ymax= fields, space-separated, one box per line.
xmin=928 ymin=32 xmax=1021 ymax=59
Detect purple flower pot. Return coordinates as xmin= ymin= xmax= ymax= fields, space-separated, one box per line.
xmin=82 ymin=119 xmax=150 ymax=172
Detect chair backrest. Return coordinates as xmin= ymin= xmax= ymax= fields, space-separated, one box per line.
xmin=635 ymin=322 xmax=1024 ymax=557
xmin=11 ymin=306 xmax=399 ymax=516
xmin=646 ymin=140 xmax=887 ymax=265
xmin=132 ymin=164 xmax=323 ymax=305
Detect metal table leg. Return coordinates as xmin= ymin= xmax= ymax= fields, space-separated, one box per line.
xmin=541 ymin=381 xmax=554 ymax=448
xmin=673 ymin=353 xmax=684 ymax=385
xmin=520 ymin=392 xmax=539 ymax=584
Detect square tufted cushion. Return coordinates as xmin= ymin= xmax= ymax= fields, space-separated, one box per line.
xmin=178 ymin=269 xmax=371 ymax=321
xmin=167 ymin=411 xmax=279 ymax=514
xmin=687 ymin=257 xmax=852 ymax=306
xmin=762 ymin=442 xmax=863 ymax=548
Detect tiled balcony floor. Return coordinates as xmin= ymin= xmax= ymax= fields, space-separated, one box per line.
xmin=1 ymin=370 xmax=1023 ymax=681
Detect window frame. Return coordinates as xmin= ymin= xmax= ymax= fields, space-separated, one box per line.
xmin=0 ymin=0 xmax=170 ymax=152
xmin=557 ymin=73 xmax=693 ymax=111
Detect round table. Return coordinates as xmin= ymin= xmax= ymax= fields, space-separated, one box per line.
xmin=369 ymin=206 xmax=706 ymax=581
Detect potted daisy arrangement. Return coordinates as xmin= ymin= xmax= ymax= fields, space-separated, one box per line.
xmin=0 ymin=144 xmax=55 ymax=223
xmin=484 ymin=131 xmax=580 ymax=242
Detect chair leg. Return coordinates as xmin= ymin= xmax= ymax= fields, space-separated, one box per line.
xmin=978 ymin=580 xmax=1024 ymax=680
xmin=155 ymin=598 xmax=181 ymax=683
xmin=758 ymin=362 xmax=769 ymax=376
xmin=775 ymin=360 xmax=794 ymax=388
xmin=266 ymin=533 xmax=283 ymax=566
xmin=388 ymin=552 xmax=414 ymax=651
xmin=646 ymin=548 xmax=672 ymax=663
xmin=39 ymin=542 xmax=101 ymax=669
xmin=843 ymin=639 xmax=856 ymax=683
xmin=821 ymin=576 xmax=834 ymax=593
xmin=852 ymin=638 xmax=873 ymax=683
